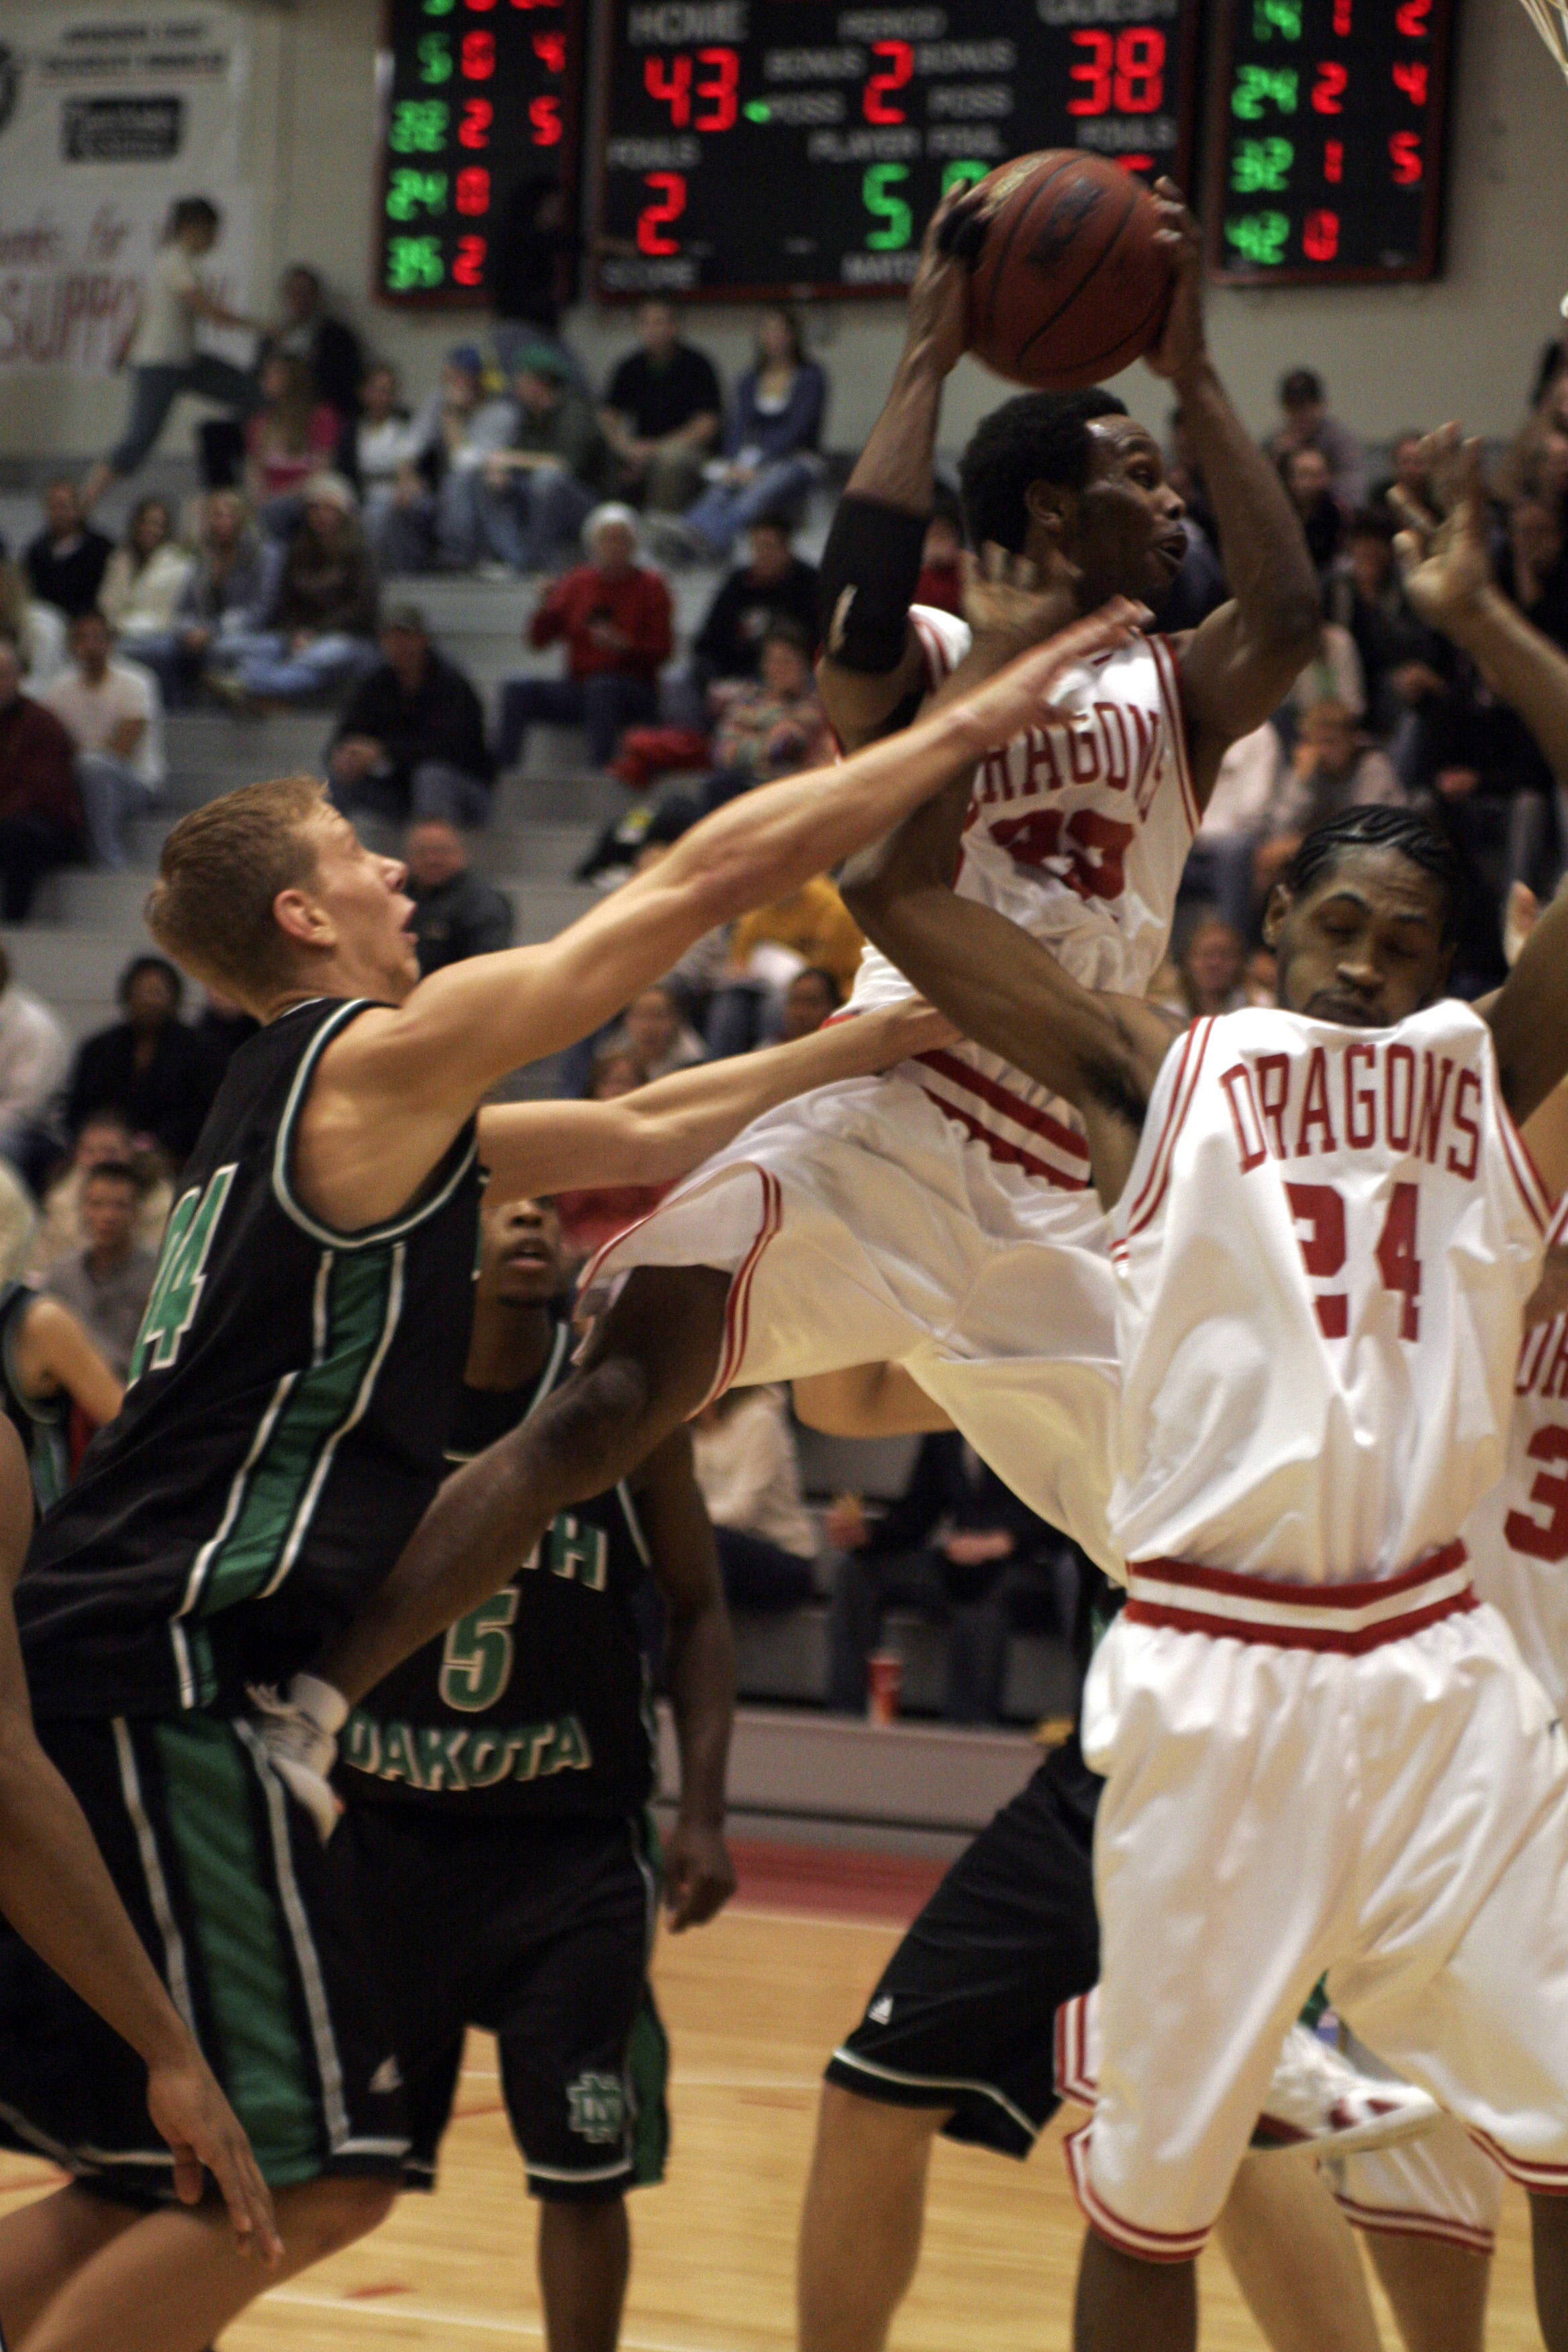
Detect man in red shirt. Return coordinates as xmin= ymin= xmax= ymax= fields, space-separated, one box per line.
xmin=0 ymin=641 xmax=85 ymax=918
xmin=495 ymin=504 xmax=673 ymax=773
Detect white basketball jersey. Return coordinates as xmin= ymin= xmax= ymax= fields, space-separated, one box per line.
xmin=1108 ymin=1001 xmax=1551 ymax=1583
xmin=1465 ymin=1199 xmax=1568 ymax=1710
xmin=846 ymin=605 xmax=1198 ymax=1192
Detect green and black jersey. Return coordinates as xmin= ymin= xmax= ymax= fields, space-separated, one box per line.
xmin=344 ymin=1308 xmax=658 ymax=1819
xmin=0 ymin=1283 xmax=69 ymax=1514
xmin=17 ymin=998 xmax=481 ymax=1720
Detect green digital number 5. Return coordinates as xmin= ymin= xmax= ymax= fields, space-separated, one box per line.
xmin=438 ymin=1588 xmax=520 ymax=1712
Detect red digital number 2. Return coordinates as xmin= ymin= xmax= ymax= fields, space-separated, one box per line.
xmin=864 ymin=38 xmax=914 ymax=123
xmin=637 ymin=171 xmax=686 ymax=256
xmin=1505 ymin=1426 xmax=1568 ymax=1563
xmin=1285 ymin=1179 xmax=1422 ymax=1340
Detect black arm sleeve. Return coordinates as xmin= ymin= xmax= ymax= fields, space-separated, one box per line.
xmin=817 ymin=494 xmax=930 ymax=675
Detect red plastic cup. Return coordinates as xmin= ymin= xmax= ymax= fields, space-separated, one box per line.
xmin=867 ymin=1651 xmax=903 ymax=1726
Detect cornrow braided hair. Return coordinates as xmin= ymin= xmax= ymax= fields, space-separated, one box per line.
xmin=1283 ymin=803 xmax=1471 ymax=946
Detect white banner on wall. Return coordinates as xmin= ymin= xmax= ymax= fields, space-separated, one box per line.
xmin=0 ymin=7 xmax=251 ymax=377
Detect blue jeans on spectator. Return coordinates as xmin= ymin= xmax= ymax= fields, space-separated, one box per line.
xmin=108 ymin=357 xmax=260 ymax=478
xmin=496 ymin=673 xmax=659 ymax=771
xmin=330 ymin=758 xmax=492 ymax=828
xmin=218 ymin=631 xmax=375 ymax=702
xmin=75 ymin=752 xmax=156 ymax=870
xmin=682 ymin=458 xmax=820 ymax=560
xmin=467 ymin=465 xmax=596 ymax=574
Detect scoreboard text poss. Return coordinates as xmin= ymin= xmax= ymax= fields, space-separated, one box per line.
xmin=377 ymin=0 xmax=584 ymax=303
xmin=595 ymin=0 xmax=1202 ymax=299
xmin=1208 ymin=0 xmax=1454 ymax=281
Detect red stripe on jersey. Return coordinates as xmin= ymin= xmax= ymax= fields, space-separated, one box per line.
xmin=916 ymin=1048 xmax=1091 ymax=1161
xmin=916 ymin=1085 xmax=1091 ymax=1189
xmin=1148 ymin=632 xmax=1199 ymax=838
xmin=1498 ymin=1087 xmax=1553 ymax=1236
xmin=1127 ymin=1542 xmax=1467 ymax=1610
xmin=1328 ymin=2192 xmax=1498 ymax=2257
xmin=703 ymin=1169 xmax=783 ymax=1406
xmin=1063 ymin=2124 xmax=1214 ymax=2261
xmin=1119 ymin=1018 xmax=1215 ymax=1246
xmin=1466 ymin=2122 xmax=1568 ymax=2192
xmin=1123 ymin=1585 xmax=1479 ymax=1654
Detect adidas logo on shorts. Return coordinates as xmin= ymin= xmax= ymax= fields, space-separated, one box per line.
xmin=868 ymin=1996 xmax=893 ymax=2026
xmin=369 ymin=2057 xmax=403 ymax=2094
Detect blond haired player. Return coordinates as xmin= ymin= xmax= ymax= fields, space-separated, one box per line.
xmin=0 ymin=625 xmax=1117 ymax=2352
xmin=842 ymin=432 xmax=1568 ymax=2351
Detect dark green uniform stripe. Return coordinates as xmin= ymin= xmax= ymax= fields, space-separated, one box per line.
xmin=197 ymin=1250 xmax=394 ymax=1618
xmin=151 ymin=1717 xmax=322 ymax=2184
xmin=629 ymin=1811 xmax=669 ymax=2188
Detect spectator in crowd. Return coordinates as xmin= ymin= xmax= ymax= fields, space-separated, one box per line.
xmin=403 ymin=820 xmax=514 ymax=975
xmin=1266 ymin=366 xmax=1367 ymax=507
xmin=1505 ymin=493 xmax=1568 ymax=649
xmin=63 ymin=954 xmax=209 ymax=1169
xmin=495 ymin=505 xmax=671 ymax=771
xmin=1274 ymin=616 xmax=1365 ymax=750
xmin=207 ymin=473 xmax=379 ymax=705
xmin=777 ymin=965 xmax=841 ymax=1041
xmin=467 ymin=348 xmax=611 ymax=576
xmin=0 ymin=561 xmax=66 ymax=690
xmin=600 ymin=302 xmax=722 ymax=514
xmin=914 ymin=491 xmax=966 ymax=617
xmin=352 ymin=363 xmax=426 ymax=573
xmin=189 ymin=988 xmax=258 ymax=1101
xmin=689 ymin=1385 xmax=818 ymax=1612
xmin=42 ymin=610 xmax=164 ymax=871
xmin=0 ymin=641 xmax=84 ymax=920
xmin=489 ymin=175 xmax=584 ymax=390
xmin=1178 ymin=722 xmax=1285 ymax=940
xmin=23 ymin=481 xmax=113 ymax=622
xmin=41 ymin=1161 xmax=158 ymax=1381
xmin=1370 ymin=429 xmax=1432 ymax=521
xmin=826 ymin=1433 xmax=1068 ymax=1725
xmin=326 ymin=603 xmax=494 ymax=826
xmin=390 ymin=345 xmax=517 ymax=573
xmin=705 ymin=871 xmax=863 ymax=1057
xmin=1328 ymin=508 xmax=1447 ymax=742
xmin=603 ymin=983 xmax=706 ymax=1084
xmin=98 ymin=499 xmax=195 ymax=651
xmin=691 ymin=515 xmax=819 ymax=691
xmin=611 ymin=617 xmax=830 ymax=795
xmin=1283 ymin=444 xmax=1344 ymax=579
xmin=1254 ymin=700 xmax=1404 ymax=895
xmin=243 ymin=352 xmax=342 ymax=535
xmin=675 ymin=309 xmax=828 ymax=560
xmin=0 ymin=944 xmax=68 ymax=1178
xmin=1175 ymin=916 xmax=1247 ymax=1018
xmin=30 ymin=1113 xmax=173 ymax=1279
xmin=79 ymin=198 xmax=258 ymax=512
xmin=132 ymin=489 xmax=276 ymax=707
xmin=262 ymin=262 xmax=364 ymax=444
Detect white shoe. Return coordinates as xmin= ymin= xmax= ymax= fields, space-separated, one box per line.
xmin=247 ymin=1674 xmax=348 ymax=1844
xmin=1251 ymin=2023 xmax=1440 ymax=2156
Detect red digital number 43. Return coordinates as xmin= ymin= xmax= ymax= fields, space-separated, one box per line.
xmin=1285 ymin=1179 xmax=1422 ymax=1340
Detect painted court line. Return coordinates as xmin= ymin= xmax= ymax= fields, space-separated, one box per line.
xmin=460 ymin=2067 xmax=818 ymax=2092
xmin=266 ymin=2288 xmax=752 ymax=2351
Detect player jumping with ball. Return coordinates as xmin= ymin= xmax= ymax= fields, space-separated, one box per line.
xmin=301 ymin=179 xmax=1324 ymax=1723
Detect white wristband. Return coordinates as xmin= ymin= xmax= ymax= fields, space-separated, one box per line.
xmin=287 ymin=1672 xmax=350 ymax=1735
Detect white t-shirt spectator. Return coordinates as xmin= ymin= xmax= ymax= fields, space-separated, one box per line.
xmin=44 ymin=660 xmax=166 ymax=790
xmin=0 ymin=985 xmax=68 ymax=1145
xmin=691 ymin=1387 xmax=818 ymax=1560
xmin=1197 ymin=724 xmax=1285 ymax=842
xmin=130 ymin=244 xmax=200 ymax=368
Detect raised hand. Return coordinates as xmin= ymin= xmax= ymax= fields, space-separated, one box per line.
xmin=903 ymin=182 xmax=986 ymax=379
xmin=953 ymin=597 xmax=1153 ymax=753
xmin=962 ymin=540 xmax=1081 ymax=652
xmin=1143 ymin=180 xmax=1204 ymax=384
xmin=1389 ymin=424 xmax=1493 ymax=628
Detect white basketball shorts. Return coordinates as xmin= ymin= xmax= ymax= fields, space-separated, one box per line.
xmin=1071 ymin=1569 xmax=1568 ymax=2259
xmin=587 ymin=1070 xmax=1124 ymax=1575
xmin=1326 ymin=2033 xmax=1503 ymax=2257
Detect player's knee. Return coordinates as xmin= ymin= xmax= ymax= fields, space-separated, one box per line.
xmin=816 ymin=2082 xmax=945 ymax=2167
xmin=277 ymin=2173 xmax=395 ymax=2261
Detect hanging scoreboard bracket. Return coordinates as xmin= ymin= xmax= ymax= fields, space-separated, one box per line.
xmin=374 ymin=0 xmax=585 ymax=307
xmin=1205 ymin=0 xmax=1456 ymax=284
xmin=593 ymin=0 xmax=1202 ymax=303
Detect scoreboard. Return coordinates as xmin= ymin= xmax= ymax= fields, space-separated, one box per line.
xmin=593 ymin=0 xmax=1202 ymax=300
xmin=375 ymin=0 xmax=585 ymax=304
xmin=1208 ymin=0 xmax=1455 ymax=282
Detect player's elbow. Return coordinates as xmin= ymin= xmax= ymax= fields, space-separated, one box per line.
xmin=1268 ymin=581 xmax=1324 ymax=669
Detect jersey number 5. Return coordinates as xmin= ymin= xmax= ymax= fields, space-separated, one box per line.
xmin=438 ymin=1587 xmax=519 ymax=1712
xmin=128 ymin=1165 xmax=237 ymax=1385
xmin=1285 ymin=1179 xmax=1422 ymax=1341
xmin=1505 ymin=1425 xmax=1568 ymax=1564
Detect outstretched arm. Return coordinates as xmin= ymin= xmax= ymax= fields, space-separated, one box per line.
xmin=0 ymin=1423 xmax=279 ymax=2258
xmin=1393 ymin=428 xmax=1568 ymax=1122
xmin=477 ymin=994 xmax=954 ymax=1203
xmin=1152 ymin=187 xmax=1322 ymax=801
xmin=842 ymin=762 xmax=1177 ymax=1210
xmin=299 ymin=605 xmax=1144 ymax=1233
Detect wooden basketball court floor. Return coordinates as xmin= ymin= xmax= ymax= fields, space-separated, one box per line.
xmin=0 ymin=1844 xmax=1542 ymax=2349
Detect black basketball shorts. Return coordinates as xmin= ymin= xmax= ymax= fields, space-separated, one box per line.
xmin=825 ymin=1762 xmax=1100 ymax=2159
xmin=333 ymin=1804 xmax=669 ymax=2202
xmin=0 ymin=1714 xmax=409 ymax=2203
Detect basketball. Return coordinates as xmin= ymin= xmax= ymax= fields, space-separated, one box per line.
xmin=965 ymin=152 xmax=1173 ymax=391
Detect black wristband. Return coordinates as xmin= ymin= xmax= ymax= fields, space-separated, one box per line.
xmin=818 ymin=494 xmax=931 ymax=675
